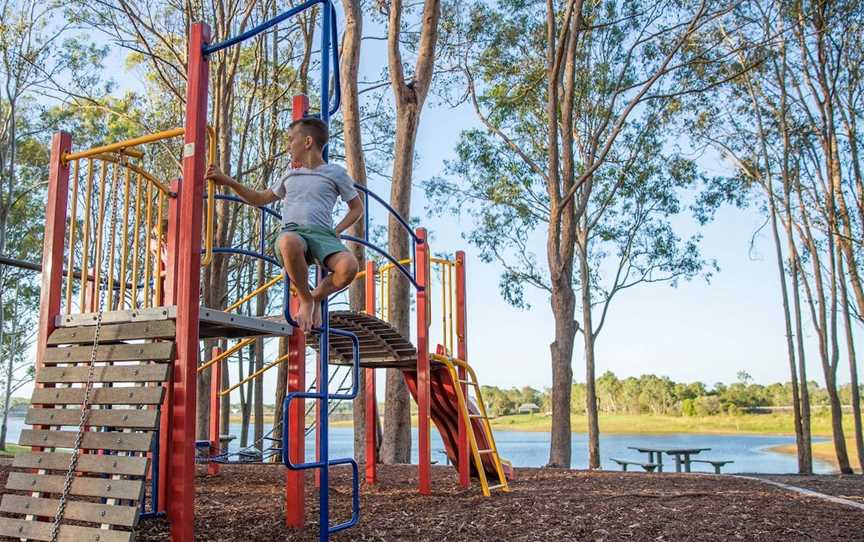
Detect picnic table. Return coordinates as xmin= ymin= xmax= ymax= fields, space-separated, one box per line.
xmin=627 ymin=446 xmax=711 ymax=473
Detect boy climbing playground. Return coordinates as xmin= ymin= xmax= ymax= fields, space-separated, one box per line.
xmin=206 ymin=117 xmax=363 ymax=332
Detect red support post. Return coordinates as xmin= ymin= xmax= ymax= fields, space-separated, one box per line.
xmin=158 ymin=179 xmax=180 ymax=510
xmin=33 ymin=133 xmax=71 ymax=452
xmin=169 ymin=21 xmax=210 ymax=542
xmin=416 ymin=228 xmax=431 ymax=495
xmin=455 ymin=251 xmax=470 ymax=487
xmin=208 ymin=347 xmax=222 ymax=476
xmin=285 ymin=93 xmax=309 ymax=528
xmin=364 ymin=260 xmax=377 ymax=484
xmin=285 ymin=296 xmax=306 ymax=528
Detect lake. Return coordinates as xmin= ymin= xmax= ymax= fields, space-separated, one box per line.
xmin=4 ymin=417 xmax=834 ymax=473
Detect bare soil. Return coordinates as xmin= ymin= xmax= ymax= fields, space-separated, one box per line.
xmin=2 ymin=464 xmax=863 ymax=541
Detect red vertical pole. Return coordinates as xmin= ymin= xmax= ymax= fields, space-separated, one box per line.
xmin=170 ymin=21 xmax=209 ymax=542
xmin=33 ymin=133 xmax=71 ymax=453
xmin=35 ymin=132 xmax=71 ymax=375
xmin=208 ymin=347 xmax=221 ymax=476
xmin=285 ymin=93 xmax=309 ymax=529
xmin=455 ymin=251 xmax=470 ymax=487
xmin=158 ymin=179 xmax=180 ymax=511
xmin=285 ymin=296 xmax=306 ymax=528
xmin=364 ymin=260 xmax=377 ymax=484
xmin=416 ymin=228 xmax=431 ymax=495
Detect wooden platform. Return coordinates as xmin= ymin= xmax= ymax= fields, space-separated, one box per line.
xmin=56 ymin=305 xmax=293 ymax=338
xmin=0 ymin=322 xmax=174 ymax=542
xmin=306 ymin=311 xmax=418 ymax=368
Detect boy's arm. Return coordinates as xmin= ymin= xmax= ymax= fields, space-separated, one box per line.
xmin=334 ymin=196 xmax=364 ymax=236
xmin=206 ymin=164 xmax=279 ymax=207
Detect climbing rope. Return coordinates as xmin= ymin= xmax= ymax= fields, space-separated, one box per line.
xmin=50 ymin=163 xmax=121 ymax=542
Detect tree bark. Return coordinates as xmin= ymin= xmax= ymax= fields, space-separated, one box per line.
xmin=381 ymin=0 xmax=441 ymax=464
xmin=839 ymin=254 xmax=864 ymax=472
xmin=341 ymin=0 xmax=369 ymax=465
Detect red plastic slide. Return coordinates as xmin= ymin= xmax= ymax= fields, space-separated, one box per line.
xmin=404 ymin=366 xmax=512 ymax=480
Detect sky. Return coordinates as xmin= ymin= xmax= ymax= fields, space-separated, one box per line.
xmin=18 ymin=8 xmax=859 ymax=402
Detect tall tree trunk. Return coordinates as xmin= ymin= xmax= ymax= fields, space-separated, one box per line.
xmin=341 ymin=0 xmax=369 ymax=464
xmin=839 ymin=254 xmax=864 ymax=472
xmin=788 ymin=236 xmax=812 ymax=472
xmin=380 ymin=0 xmax=441 ymax=464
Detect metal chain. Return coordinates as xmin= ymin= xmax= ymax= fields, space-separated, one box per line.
xmin=50 ymin=162 xmax=121 ymax=542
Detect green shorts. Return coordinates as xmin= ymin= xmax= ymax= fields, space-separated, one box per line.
xmin=279 ymin=223 xmax=348 ymax=266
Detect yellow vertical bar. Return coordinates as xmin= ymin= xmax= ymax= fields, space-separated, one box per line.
xmin=79 ymin=159 xmax=95 ymax=311
xmin=130 ymin=174 xmax=143 ymax=308
xmin=143 ymin=179 xmax=154 ymax=308
xmin=92 ymin=160 xmax=109 ymax=312
xmin=118 ymin=166 xmax=132 ymax=309
xmin=440 ymin=263 xmax=447 ymax=351
xmin=155 ymin=193 xmax=164 ymax=306
xmin=105 ymin=163 xmax=120 ymax=311
xmin=64 ymin=159 xmax=80 ymax=315
xmin=448 ymin=262 xmax=455 ymax=354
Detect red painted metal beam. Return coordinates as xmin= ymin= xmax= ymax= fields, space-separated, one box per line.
xmin=169 ymin=21 xmax=210 ymax=542
xmin=285 ymin=296 xmax=306 ymax=528
xmin=285 ymin=93 xmax=309 ymax=528
xmin=416 ymin=228 xmax=431 ymax=495
xmin=364 ymin=260 xmax=377 ymax=484
xmin=208 ymin=346 xmax=221 ymax=476
xmin=158 ymin=179 xmax=180 ymax=511
xmin=33 ymin=132 xmax=71 ymax=453
xmin=455 ymin=251 xmax=470 ymax=487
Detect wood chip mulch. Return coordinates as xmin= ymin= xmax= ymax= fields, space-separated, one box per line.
xmin=1 ymin=464 xmax=863 ymax=541
xmin=755 ymin=473 xmax=864 ymax=503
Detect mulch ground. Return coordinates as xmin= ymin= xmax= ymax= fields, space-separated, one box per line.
xmin=755 ymin=474 xmax=864 ymax=503
xmin=1 ymin=464 xmax=863 ymax=541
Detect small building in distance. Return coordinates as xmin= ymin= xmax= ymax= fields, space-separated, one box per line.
xmin=517 ymin=403 xmax=540 ymax=415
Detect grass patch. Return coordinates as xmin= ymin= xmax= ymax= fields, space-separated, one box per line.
xmin=0 ymin=443 xmax=27 ymax=456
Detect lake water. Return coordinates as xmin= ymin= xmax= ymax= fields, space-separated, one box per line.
xmin=4 ymin=417 xmax=834 ymax=474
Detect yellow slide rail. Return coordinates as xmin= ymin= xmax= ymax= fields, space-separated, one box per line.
xmin=431 ymin=352 xmax=509 ymax=496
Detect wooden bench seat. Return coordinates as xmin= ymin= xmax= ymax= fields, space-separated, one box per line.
xmin=690 ymin=459 xmax=734 ymax=473
xmin=610 ymin=457 xmax=658 ymax=472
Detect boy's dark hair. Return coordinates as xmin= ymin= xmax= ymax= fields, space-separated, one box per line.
xmin=289 ymin=117 xmax=328 ymax=149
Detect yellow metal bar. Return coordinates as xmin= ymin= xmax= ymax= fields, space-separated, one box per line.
xmin=105 ymin=163 xmax=120 ymax=310
xmin=62 ymin=127 xmax=185 ymax=163
xmin=118 ymin=166 xmax=132 ymax=309
xmin=155 ymin=193 xmax=165 ymax=305
xmin=78 ymin=159 xmax=95 ymax=311
xmin=225 ymin=275 xmax=283 ymax=313
xmin=130 ymin=174 xmax=143 ymax=308
xmin=201 ymin=125 xmax=217 ymax=267
xmin=448 ymin=261 xmax=455 ymax=353
xmin=197 ymin=338 xmax=255 ymax=373
xmin=440 ymin=263 xmax=447 ymax=351
xmin=65 ymin=159 xmax=80 ymax=315
xmin=219 ymin=351 xmax=291 ymax=397
xmin=143 ymin=178 xmax=154 ymax=308
xmin=92 ymin=161 xmax=109 ymax=313
xmin=90 ymin=154 xmax=171 ymax=196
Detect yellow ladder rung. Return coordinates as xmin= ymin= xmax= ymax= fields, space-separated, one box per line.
xmin=487 ymin=483 xmax=506 ymax=490
xmin=468 ymin=413 xmax=485 ymax=419
xmin=458 ymin=379 xmax=478 ymax=386
xmin=478 ymin=449 xmax=495 ymax=454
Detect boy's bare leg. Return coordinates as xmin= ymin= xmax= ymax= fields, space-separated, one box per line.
xmin=311 ymin=251 xmax=360 ymax=327
xmin=278 ymin=233 xmax=314 ymax=332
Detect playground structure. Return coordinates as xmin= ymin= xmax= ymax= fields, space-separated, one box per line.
xmin=0 ymin=2 xmax=509 ymax=542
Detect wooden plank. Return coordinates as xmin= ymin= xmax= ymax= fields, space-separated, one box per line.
xmin=0 ymin=494 xmax=139 ymax=527
xmin=47 ymin=321 xmax=176 ymax=345
xmin=31 ymin=386 xmax=164 ymax=406
xmin=6 ymin=472 xmax=144 ymax=501
xmin=19 ymin=429 xmax=153 ymax=453
xmin=0 ymin=517 xmax=134 ymax=542
xmin=38 ymin=365 xmax=170 ymax=384
xmin=26 ymin=407 xmax=159 ymax=430
xmin=13 ymin=451 xmax=149 ymax=477
xmin=43 ymin=342 xmax=175 ymax=364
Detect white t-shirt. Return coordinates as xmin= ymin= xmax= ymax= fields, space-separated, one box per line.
xmin=268 ymin=163 xmax=359 ymax=229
